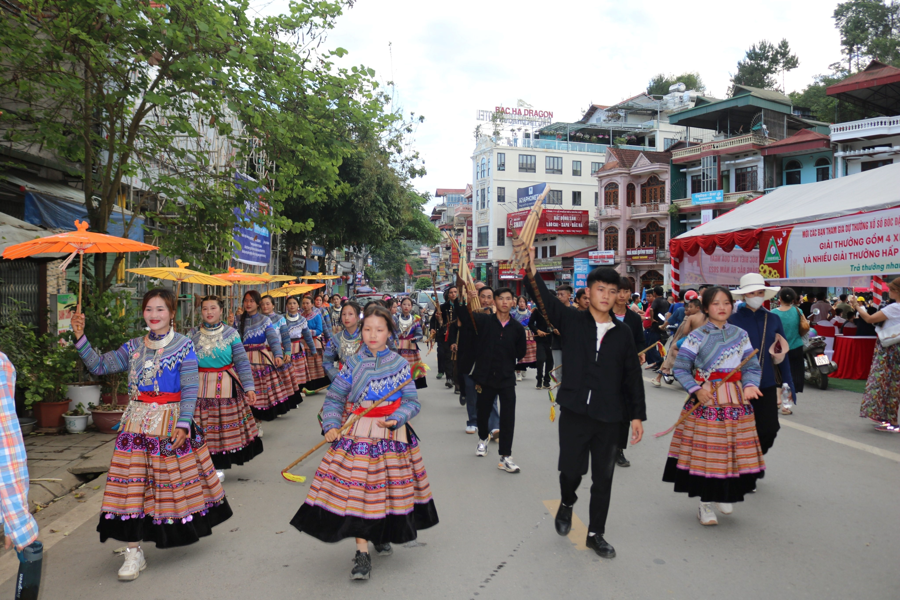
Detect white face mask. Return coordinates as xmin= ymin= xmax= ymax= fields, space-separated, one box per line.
xmin=745 ymin=296 xmax=765 ymax=309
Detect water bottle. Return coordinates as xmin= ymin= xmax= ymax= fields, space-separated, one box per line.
xmin=781 ymin=383 xmax=793 ymax=409
xmin=15 ymin=541 xmax=43 ymax=600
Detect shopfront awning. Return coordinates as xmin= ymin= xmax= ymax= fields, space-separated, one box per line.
xmin=0 ymin=213 xmax=66 ymax=257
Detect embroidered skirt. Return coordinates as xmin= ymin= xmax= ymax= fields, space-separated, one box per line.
xmin=662 ymin=383 xmax=765 ymax=503
xmin=97 ymin=404 xmax=232 ymax=548
xmin=245 ymin=346 xmax=291 ymax=421
xmin=289 ymin=339 xmax=310 ymax=387
xmin=304 ymin=337 xmax=331 ymax=392
xmin=195 ymin=369 xmax=263 ymax=469
xmin=859 ymin=340 xmax=900 ymax=424
xmin=290 ymin=414 xmax=439 ymax=544
xmin=399 ymin=343 xmax=427 ymax=389
xmin=518 ymin=329 xmax=537 ymax=368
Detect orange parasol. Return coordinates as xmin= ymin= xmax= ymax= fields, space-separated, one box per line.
xmin=1 ymin=220 xmax=158 ymax=310
xmin=267 ymin=282 xmax=325 ymax=298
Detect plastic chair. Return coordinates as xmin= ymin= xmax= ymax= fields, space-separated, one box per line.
xmin=815 ymin=323 xmax=836 ymax=359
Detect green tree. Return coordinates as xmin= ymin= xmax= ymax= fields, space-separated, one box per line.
xmin=834 ymin=0 xmax=900 ymax=69
xmin=414 ymin=275 xmax=432 ymax=290
xmin=646 ymin=72 xmax=707 ymax=96
xmin=789 ymin=68 xmax=875 ymax=123
xmin=730 ymin=39 xmax=798 ymax=94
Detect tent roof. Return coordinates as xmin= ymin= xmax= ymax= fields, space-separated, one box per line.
xmin=673 ymin=162 xmax=900 ymax=245
xmin=0 ymin=212 xmax=66 ymax=256
xmin=826 ymin=60 xmax=900 ymax=115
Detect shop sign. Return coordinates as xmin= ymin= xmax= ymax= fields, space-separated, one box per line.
xmin=498 ymin=261 xmax=525 ymax=280
xmin=573 ymin=258 xmax=591 ymax=289
xmin=757 ymin=206 xmax=900 ymax=280
xmin=51 ymin=293 xmax=76 ymax=334
xmin=466 ymin=219 xmax=473 ymax=255
xmin=588 ymin=250 xmax=615 ymax=265
xmin=507 ymin=209 xmax=590 ymax=236
xmin=517 ymin=183 xmax=548 ymax=210
xmin=438 ymin=263 xmax=447 ymax=277
xmin=310 ymin=245 xmax=325 ymax=257
xmin=474 ymin=248 xmax=489 ymax=260
xmin=534 ymin=257 xmax=563 ymax=272
xmin=627 ymin=247 xmax=657 ymax=262
xmin=477 ymin=106 xmax=554 ymax=127
xmin=451 ymin=246 xmax=460 ymax=265
xmin=691 ymin=190 xmax=723 ymax=206
xmin=430 ymin=252 xmax=440 ymax=266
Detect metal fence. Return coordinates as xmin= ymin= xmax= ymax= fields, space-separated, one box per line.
xmin=0 ymin=260 xmax=40 ymax=328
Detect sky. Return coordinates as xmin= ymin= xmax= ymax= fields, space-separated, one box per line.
xmin=257 ymin=0 xmax=845 ymax=211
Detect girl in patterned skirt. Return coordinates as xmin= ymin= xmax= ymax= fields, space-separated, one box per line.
xmin=301 ymin=295 xmax=332 ymax=393
xmin=235 ymin=290 xmax=290 ymax=421
xmin=290 ymin=305 xmax=439 ymax=580
xmin=190 ymin=296 xmax=262 ymax=482
xmin=71 ymin=289 xmax=231 ymax=581
xmin=394 ymin=297 xmax=427 ymax=389
xmin=513 ymin=295 xmax=536 ymax=381
xmin=284 ymin=295 xmax=317 ymax=406
xmin=260 ymin=294 xmax=301 ymax=410
xmin=663 ymin=286 xmax=765 ymax=526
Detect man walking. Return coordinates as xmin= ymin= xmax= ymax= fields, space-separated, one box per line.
xmin=552 ymin=284 xmax=573 ymax=382
xmin=611 ymin=281 xmax=647 ymax=468
xmin=430 ymin=286 xmax=458 ymax=389
xmin=528 ymin=266 xmax=645 ymax=558
xmin=528 ymin=306 xmax=554 ymax=390
xmin=456 ymin=286 xmax=527 ymax=473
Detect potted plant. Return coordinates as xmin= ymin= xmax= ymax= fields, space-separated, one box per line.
xmin=101 ymin=372 xmax=130 ymax=407
xmin=89 ymin=402 xmax=126 ymax=435
xmin=63 ymin=403 xmax=90 ymax=434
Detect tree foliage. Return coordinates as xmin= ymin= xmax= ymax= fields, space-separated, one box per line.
xmin=729 ymin=39 xmax=799 ymax=94
xmin=834 ymin=0 xmax=900 ymax=70
xmin=646 ymin=72 xmax=706 ymax=96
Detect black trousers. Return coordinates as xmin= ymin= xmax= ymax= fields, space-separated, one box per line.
xmin=749 ymin=385 xmax=780 ymax=454
xmin=558 ymin=408 xmax=620 ymax=535
xmin=617 ymin=421 xmax=630 ymax=451
xmin=477 ymin=384 xmax=516 ymax=456
xmin=535 ymin=344 xmax=554 ymax=386
xmin=787 ymin=346 xmax=805 ymax=395
xmin=436 ymin=340 xmax=449 ymax=375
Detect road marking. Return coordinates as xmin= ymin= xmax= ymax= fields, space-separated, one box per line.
xmin=0 ymin=485 xmax=105 ymax=585
xmin=780 ymin=420 xmax=900 ymax=463
xmin=543 ymin=500 xmax=588 ymax=551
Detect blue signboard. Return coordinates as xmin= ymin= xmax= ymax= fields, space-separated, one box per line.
xmin=232 ymin=202 xmax=271 ymax=266
xmin=691 ymin=190 xmax=724 ymax=206
xmin=517 ymin=183 xmax=548 ymax=209
xmin=311 ymin=245 xmax=325 ymax=257
xmin=573 ymin=257 xmax=591 ymax=290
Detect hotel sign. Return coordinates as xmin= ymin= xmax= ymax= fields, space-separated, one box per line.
xmin=691 ymin=190 xmax=724 ymax=206
xmin=477 ymin=106 xmax=554 ymax=127
xmin=589 ymin=250 xmax=615 ymax=265
xmin=507 ymin=209 xmax=590 ymax=236
xmin=627 ymin=247 xmax=657 ymax=262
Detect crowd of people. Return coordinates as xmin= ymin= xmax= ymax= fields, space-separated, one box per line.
xmin=1 ymin=265 xmax=897 ymax=586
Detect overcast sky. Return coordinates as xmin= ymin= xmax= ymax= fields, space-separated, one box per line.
xmin=258 ymin=0 xmax=844 ymax=210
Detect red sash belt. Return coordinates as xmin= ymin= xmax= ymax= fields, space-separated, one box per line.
xmin=199 ymin=365 xmax=233 ymax=373
xmin=137 ymin=391 xmax=181 ymax=404
xmin=695 ymin=371 xmax=741 ymax=383
xmin=352 ymin=399 xmax=401 ymax=418
xmin=244 ymin=343 xmax=267 ymax=351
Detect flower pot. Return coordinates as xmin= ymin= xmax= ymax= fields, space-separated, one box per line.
xmin=90 ymin=409 xmax=125 ymax=435
xmin=64 ymin=414 xmax=90 ymax=434
xmin=18 ymin=417 xmax=36 ymax=436
xmin=67 ymin=382 xmax=101 ymax=412
xmin=101 ymin=393 xmax=131 ymax=407
xmin=33 ymin=401 xmax=70 ymax=429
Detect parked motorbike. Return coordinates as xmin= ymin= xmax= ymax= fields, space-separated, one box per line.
xmin=804 ymin=335 xmax=837 ymax=390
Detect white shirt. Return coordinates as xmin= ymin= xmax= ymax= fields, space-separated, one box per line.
xmin=586 ymin=321 xmax=616 ymax=405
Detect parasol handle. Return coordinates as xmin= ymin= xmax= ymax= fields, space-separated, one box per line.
xmin=77 ymin=250 xmax=84 ymax=313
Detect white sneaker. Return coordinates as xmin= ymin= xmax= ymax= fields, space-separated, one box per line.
xmin=498 ymin=456 xmax=521 ymax=473
xmin=490 ymin=429 xmax=500 ymax=442
xmin=715 ymin=502 xmax=733 ymax=515
xmin=117 ymin=547 xmax=147 ymax=581
xmin=515 ymin=372 xmax=523 ymax=382
xmin=698 ymin=503 xmax=718 ymax=526
xmin=476 ymin=439 xmax=488 ymax=457
xmin=465 ymin=425 xmax=477 ymax=434
xmin=216 ymin=470 xmax=225 ymax=483
xmin=257 ymin=426 xmax=264 ymax=438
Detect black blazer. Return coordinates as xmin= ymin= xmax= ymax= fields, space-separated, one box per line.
xmin=618 ymin=308 xmax=645 ymax=351
xmin=455 ymin=302 xmax=526 ymax=389
xmin=528 ymin=309 xmax=554 ymax=346
xmin=528 ymin=276 xmax=646 ymax=423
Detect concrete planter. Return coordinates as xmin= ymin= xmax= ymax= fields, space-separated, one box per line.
xmin=34 ymin=401 xmax=70 ymax=429
xmin=90 ymin=409 xmax=124 ymax=435
xmin=63 ymin=414 xmax=90 ymax=434
xmin=67 ymin=382 xmax=101 ymax=412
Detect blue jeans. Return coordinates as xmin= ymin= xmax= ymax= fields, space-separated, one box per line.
xmin=644 ymin=329 xmax=662 ymax=366
xmin=464 ymin=374 xmax=499 ymax=430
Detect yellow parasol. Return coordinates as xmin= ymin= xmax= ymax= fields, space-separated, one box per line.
xmin=127 ymin=260 xmax=232 ymax=327
xmin=261 ymin=273 xmax=297 ymax=283
xmin=212 ymin=267 xmax=269 ymax=285
xmin=267 ymin=282 xmax=325 ymax=298
xmin=299 ymin=274 xmax=341 ymax=280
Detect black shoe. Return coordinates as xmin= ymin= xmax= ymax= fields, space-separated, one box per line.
xmin=555 ymin=503 xmax=573 ymax=536
xmin=374 ymin=543 xmax=392 ymax=556
xmin=586 ymin=534 xmax=616 ymax=558
xmin=458 ymin=394 xmax=466 ymax=406
xmin=445 ymin=381 xmax=453 ymax=388
xmin=616 ymin=450 xmax=630 ymax=468
xmin=536 ymin=383 xmax=544 ymax=390
xmin=350 ymin=551 xmax=371 ymax=580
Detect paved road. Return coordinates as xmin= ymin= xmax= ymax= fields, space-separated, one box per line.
xmin=2 ymin=351 xmax=898 ymax=600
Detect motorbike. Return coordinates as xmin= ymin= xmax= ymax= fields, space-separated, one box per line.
xmin=803 ymin=335 xmax=837 ymax=390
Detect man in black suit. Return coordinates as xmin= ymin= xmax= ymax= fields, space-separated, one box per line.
xmin=611 ymin=280 xmax=647 ymax=468
xmin=527 ymin=265 xmax=646 ymax=559
xmin=430 ymin=286 xmax=458 ymax=390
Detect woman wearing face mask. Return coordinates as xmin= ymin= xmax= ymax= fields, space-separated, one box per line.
xmin=260 ymin=295 xmax=301 ymax=410
xmin=302 ymin=295 xmax=332 ymax=393
xmin=284 ymin=295 xmax=317 ymax=406
xmin=290 ymin=305 xmax=439 ymax=581
xmin=395 ymin=297 xmax=427 ymax=389
xmin=513 ymin=295 xmax=535 ymax=382
xmin=191 ymin=296 xmax=263 ymax=483
xmin=235 ymin=290 xmax=289 ymax=421
xmin=71 ymin=289 xmax=231 ymax=582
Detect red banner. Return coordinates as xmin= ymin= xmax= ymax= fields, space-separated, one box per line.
xmin=451 ymin=246 xmax=459 ymax=265
xmin=758 ymin=227 xmax=792 ymax=279
xmin=498 ymin=261 xmax=525 ymax=280
xmin=466 ymin=219 xmax=473 ymax=255
xmin=507 ymin=209 xmax=589 ymax=237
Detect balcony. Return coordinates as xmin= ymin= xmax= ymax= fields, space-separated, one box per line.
xmin=491 ymin=137 xmax=650 ymax=155
xmin=671 ymin=190 xmax=765 ymax=211
xmin=629 ymin=203 xmax=669 ymax=219
xmin=671 ymin=133 xmax=773 ymax=162
xmin=830 ymin=115 xmax=900 ymax=143
xmin=597 ymin=206 xmax=621 ymax=219
xmin=657 ymin=250 xmax=670 ymax=263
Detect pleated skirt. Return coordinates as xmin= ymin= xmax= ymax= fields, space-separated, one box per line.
xmin=304 ymin=337 xmax=331 ymax=392
xmin=194 ymin=369 xmax=263 ymax=469
xmin=246 ymin=347 xmax=291 ymax=421
xmin=518 ymin=329 xmax=537 ymax=368
xmin=399 ymin=345 xmax=428 ymax=389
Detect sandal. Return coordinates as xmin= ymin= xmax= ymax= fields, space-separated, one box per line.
xmin=780 ymin=406 xmax=793 ymax=415
xmin=651 ymin=379 xmax=662 ymax=388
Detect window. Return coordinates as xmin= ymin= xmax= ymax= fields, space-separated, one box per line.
xmin=594 ymin=192 xmax=599 ymax=206
xmin=690 ymin=174 xmax=702 ymax=195
xmin=497 ymin=187 xmax=506 ymax=203
xmin=497 ymin=228 xmax=506 ymax=246
xmin=700 ymin=155 xmax=717 ymax=192
xmin=541 ymin=246 xmax=549 ymax=258
xmin=519 ymin=154 xmax=536 ymax=173
xmin=480 ymin=158 xmax=486 ymax=179
xmin=549 ymin=246 xmax=557 ymax=257
xmin=572 ymin=191 xmax=582 ymax=206
xmin=591 ymin=162 xmax=601 ymax=175
xmin=640 ymin=221 xmax=666 ymax=250
xmin=487 ymin=187 xmax=491 ymax=204
xmin=734 ymin=166 xmax=759 ymax=192
xmin=664 ymin=138 xmax=677 ymax=150
xmin=572 ymin=161 xmax=582 ymax=176
xmin=477 ymin=188 xmax=488 ymax=210
xmin=497 ymin=153 xmax=506 ymax=171
xmin=626 ymin=183 xmax=636 ymax=206
xmin=640 ymin=175 xmax=665 ymax=204
xmin=604 ymin=182 xmax=619 ymax=207
xmin=603 ymin=226 xmax=618 ymax=252
xmin=785 ymin=160 xmax=802 ymax=186
xmin=815 ymin=158 xmax=830 ymax=182
xmin=487 ymin=158 xmax=491 ymax=177
xmin=546 ymin=156 xmax=562 ymax=174
xmin=861 ymin=159 xmax=892 ymax=172
xmin=477 ymin=226 xmax=489 ymax=248
xmin=626 ymin=228 xmax=635 ymax=249
xmin=547 ymin=189 xmax=563 ymax=205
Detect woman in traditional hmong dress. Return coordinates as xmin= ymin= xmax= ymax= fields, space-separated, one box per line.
xmin=290 ymin=305 xmax=439 ymax=581
xmin=315 ymin=294 xmax=334 ymax=345
xmin=260 ymin=295 xmax=301 ymax=410
xmin=513 ymin=295 xmax=536 ymax=382
xmin=328 ymin=294 xmax=343 ymax=335
xmin=323 ymin=301 xmax=363 ymax=381
xmin=235 ymin=290 xmax=290 ymax=421
xmin=191 ymin=296 xmax=263 ymax=481
xmin=394 ymin=297 xmax=427 ymax=389
xmin=302 ymin=295 xmax=332 ymax=393
xmin=71 ymin=289 xmax=232 ymax=581
xmin=284 ymin=295 xmax=317 ymax=406
xmin=663 ymin=286 xmax=765 ymax=526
